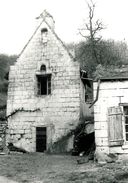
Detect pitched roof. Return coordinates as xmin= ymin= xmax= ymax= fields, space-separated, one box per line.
xmin=18 ymin=10 xmax=74 ymax=60
xmin=36 ymin=10 xmax=54 ymax=21
xmin=94 ymin=64 xmax=128 ymax=81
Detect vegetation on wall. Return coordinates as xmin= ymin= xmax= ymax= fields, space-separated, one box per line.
xmin=0 ymin=54 xmax=17 ymax=107
xmin=0 ymin=54 xmax=17 ymax=123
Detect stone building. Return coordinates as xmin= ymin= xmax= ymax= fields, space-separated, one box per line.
xmin=94 ymin=76 xmax=128 ymax=162
xmin=6 ymin=11 xmax=92 ymax=153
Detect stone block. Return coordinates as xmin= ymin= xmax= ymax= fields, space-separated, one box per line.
xmin=95 ymin=129 xmax=108 ymax=138
xmin=94 ymin=113 xmax=107 ymax=122
xmin=109 ymin=146 xmax=123 ymax=154
xmin=95 ymin=137 xmax=109 ymax=146
xmin=96 ymin=146 xmax=109 ymax=154
xmin=94 ymin=122 xmax=101 ymax=130
xmin=18 ymin=130 xmax=25 ymax=134
xmin=25 ymin=133 xmax=32 ymax=139
xmin=100 ymin=122 xmax=108 ymax=130
xmin=10 ymin=130 xmax=14 ymax=134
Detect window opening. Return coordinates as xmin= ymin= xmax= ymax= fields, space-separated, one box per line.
xmin=41 ymin=28 xmax=48 ymax=43
xmin=41 ymin=28 xmax=48 ymax=33
xmin=40 ymin=64 xmax=46 ymax=72
xmin=37 ymin=74 xmax=51 ymax=95
xmin=80 ymin=67 xmax=93 ymax=103
xmin=85 ymin=84 xmax=93 ymax=103
xmin=123 ymin=106 xmax=128 ymax=141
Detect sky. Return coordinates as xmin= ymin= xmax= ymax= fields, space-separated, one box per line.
xmin=0 ymin=0 xmax=128 ymax=55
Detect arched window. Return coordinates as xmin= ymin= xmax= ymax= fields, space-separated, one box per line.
xmin=37 ymin=64 xmax=51 ymax=95
xmin=40 ymin=64 xmax=46 ymax=72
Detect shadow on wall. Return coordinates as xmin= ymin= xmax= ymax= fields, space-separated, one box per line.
xmin=47 ymin=132 xmax=74 ymax=154
xmin=47 ymin=119 xmax=95 ymax=156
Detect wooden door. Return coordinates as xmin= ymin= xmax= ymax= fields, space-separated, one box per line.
xmin=108 ymin=106 xmax=123 ymax=146
xmin=36 ymin=127 xmax=47 ymax=152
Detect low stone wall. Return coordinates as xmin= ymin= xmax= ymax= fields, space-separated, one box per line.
xmin=0 ymin=121 xmax=6 ymax=151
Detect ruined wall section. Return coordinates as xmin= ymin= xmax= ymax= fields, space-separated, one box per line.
xmin=6 ymin=21 xmax=80 ymax=152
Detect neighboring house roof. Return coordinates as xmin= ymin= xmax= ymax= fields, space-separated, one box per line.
xmin=94 ymin=64 xmax=128 ymax=81
xmin=100 ymin=66 xmax=128 ymax=81
xmin=18 ymin=10 xmax=74 ymax=60
xmin=100 ymin=76 xmax=128 ymax=82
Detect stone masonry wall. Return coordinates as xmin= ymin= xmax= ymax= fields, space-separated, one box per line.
xmin=94 ymin=80 xmax=128 ymax=161
xmin=6 ymin=19 xmax=80 ymax=152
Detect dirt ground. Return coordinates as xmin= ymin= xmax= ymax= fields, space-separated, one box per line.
xmin=0 ymin=153 xmax=128 ymax=183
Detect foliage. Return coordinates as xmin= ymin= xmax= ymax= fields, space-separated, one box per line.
xmin=77 ymin=0 xmax=128 ymax=79
xmin=5 ymin=108 xmax=40 ymax=121
xmin=75 ymin=40 xmax=128 ymax=78
xmin=0 ymin=54 xmax=17 ymax=80
xmin=0 ymin=54 xmax=17 ymax=107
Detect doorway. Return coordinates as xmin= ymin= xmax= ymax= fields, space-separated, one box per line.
xmin=36 ymin=127 xmax=47 ymax=152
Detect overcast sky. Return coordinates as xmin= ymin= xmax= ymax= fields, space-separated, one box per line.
xmin=0 ymin=0 xmax=128 ymax=55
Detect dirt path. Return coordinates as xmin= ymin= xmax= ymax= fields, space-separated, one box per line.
xmin=0 ymin=176 xmax=18 ymax=183
xmin=0 ymin=153 xmax=128 ymax=182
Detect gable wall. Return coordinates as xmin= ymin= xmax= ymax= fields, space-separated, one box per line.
xmin=6 ymin=21 xmax=80 ymax=152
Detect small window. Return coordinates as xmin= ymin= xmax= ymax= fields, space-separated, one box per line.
xmin=41 ymin=28 xmax=48 ymax=33
xmin=124 ymin=106 xmax=128 ymax=141
xmin=40 ymin=64 xmax=46 ymax=72
xmin=84 ymin=84 xmax=93 ymax=103
xmin=41 ymin=28 xmax=48 ymax=43
xmin=37 ymin=74 xmax=51 ymax=95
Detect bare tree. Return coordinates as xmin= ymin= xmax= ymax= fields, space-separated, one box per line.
xmin=79 ymin=0 xmax=104 ymax=64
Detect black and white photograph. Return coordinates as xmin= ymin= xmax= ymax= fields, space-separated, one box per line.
xmin=0 ymin=0 xmax=128 ymax=182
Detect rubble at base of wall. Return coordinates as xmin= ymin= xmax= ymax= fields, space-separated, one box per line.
xmin=0 ymin=121 xmax=6 ymax=152
xmin=95 ymin=151 xmax=118 ymax=164
xmin=117 ymin=154 xmax=128 ymax=162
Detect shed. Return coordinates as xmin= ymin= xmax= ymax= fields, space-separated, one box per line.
xmin=94 ymin=76 xmax=128 ymax=162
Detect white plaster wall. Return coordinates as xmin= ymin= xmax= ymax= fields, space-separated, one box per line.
xmin=94 ymin=80 xmax=128 ymax=160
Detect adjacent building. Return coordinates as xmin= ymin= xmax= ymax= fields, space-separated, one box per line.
xmin=94 ymin=75 xmax=128 ymax=161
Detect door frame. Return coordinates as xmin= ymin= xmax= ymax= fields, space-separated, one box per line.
xmin=36 ymin=126 xmax=47 ymax=152
xmin=31 ymin=124 xmax=54 ymax=152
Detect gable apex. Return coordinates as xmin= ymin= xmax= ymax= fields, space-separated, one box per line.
xmin=36 ymin=10 xmax=53 ymax=20
xmin=18 ymin=11 xmax=75 ymax=60
xmin=36 ymin=10 xmax=55 ymax=30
